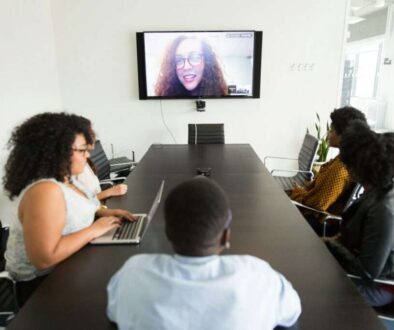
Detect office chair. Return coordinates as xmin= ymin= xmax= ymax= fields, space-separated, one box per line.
xmin=346 ymin=274 xmax=394 ymax=322
xmin=0 ymin=223 xmax=19 ymax=326
xmin=292 ymin=183 xmax=363 ymax=237
xmin=89 ymin=140 xmax=136 ymax=188
xmin=188 ymin=124 xmax=225 ymax=144
xmin=264 ymin=133 xmax=319 ymax=191
xmin=109 ymin=143 xmax=137 ymax=172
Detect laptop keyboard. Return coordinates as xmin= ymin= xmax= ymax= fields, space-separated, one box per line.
xmin=113 ymin=216 xmax=144 ymax=240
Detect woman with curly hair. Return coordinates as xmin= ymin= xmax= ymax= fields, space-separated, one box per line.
xmin=155 ymin=36 xmax=228 ymax=97
xmin=290 ymin=106 xmax=367 ymax=236
xmin=3 ymin=112 xmax=135 ymax=305
xmin=325 ymin=120 xmax=394 ymax=306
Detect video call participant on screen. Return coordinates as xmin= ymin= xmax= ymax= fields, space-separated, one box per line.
xmin=107 ymin=177 xmax=301 ymax=330
xmin=290 ymin=106 xmax=367 ymax=236
xmin=155 ymin=36 xmax=228 ymax=97
xmin=325 ymin=121 xmax=394 ymax=307
xmin=3 ymin=112 xmax=135 ymax=305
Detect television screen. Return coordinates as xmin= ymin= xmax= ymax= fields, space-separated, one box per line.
xmin=136 ymin=31 xmax=262 ymax=99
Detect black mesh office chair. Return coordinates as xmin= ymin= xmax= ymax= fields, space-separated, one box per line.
xmin=292 ymin=183 xmax=363 ymax=237
xmin=188 ymin=124 xmax=225 ymax=144
xmin=89 ymin=140 xmax=136 ymax=189
xmin=346 ymin=274 xmax=394 ymax=321
xmin=0 ymin=223 xmax=19 ymax=326
xmin=264 ymin=133 xmax=319 ymax=191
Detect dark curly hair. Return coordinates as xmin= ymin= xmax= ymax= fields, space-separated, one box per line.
xmin=164 ymin=177 xmax=230 ymax=256
xmin=3 ymin=112 xmax=95 ymax=199
xmin=340 ymin=120 xmax=394 ymax=188
xmin=330 ymin=106 xmax=367 ymax=135
xmin=155 ymin=36 xmax=228 ymax=97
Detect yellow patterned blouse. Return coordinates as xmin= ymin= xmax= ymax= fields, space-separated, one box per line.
xmin=290 ymin=156 xmax=352 ymax=215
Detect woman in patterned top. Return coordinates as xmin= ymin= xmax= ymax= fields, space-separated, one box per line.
xmin=290 ymin=106 xmax=366 ymax=235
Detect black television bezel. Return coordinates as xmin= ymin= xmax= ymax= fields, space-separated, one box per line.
xmin=136 ymin=30 xmax=263 ymax=100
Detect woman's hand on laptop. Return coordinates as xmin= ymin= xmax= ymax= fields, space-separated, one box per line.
xmin=90 ymin=216 xmax=122 ymax=239
xmin=102 ymin=208 xmax=137 ymax=221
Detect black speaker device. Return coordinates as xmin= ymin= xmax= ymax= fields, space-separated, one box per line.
xmin=196 ymin=100 xmax=206 ymax=112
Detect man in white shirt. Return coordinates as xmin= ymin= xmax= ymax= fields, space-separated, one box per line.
xmin=107 ymin=177 xmax=301 ymax=330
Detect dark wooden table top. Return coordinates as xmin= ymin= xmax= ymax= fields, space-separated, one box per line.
xmin=8 ymin=144 xmax=384 ymax=329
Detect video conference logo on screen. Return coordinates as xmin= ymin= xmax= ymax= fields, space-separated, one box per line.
xmin=137 ymin=31 xmax=262 ymax=99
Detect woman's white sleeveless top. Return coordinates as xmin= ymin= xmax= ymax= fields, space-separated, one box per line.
xmin=5 ymin=179 xmax=100 ymax=281
xmin=75 ymin=164 xmax=102 ymax=195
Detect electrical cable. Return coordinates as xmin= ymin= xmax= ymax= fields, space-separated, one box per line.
xmin=160 ymin=100 xmax=177 ymax=143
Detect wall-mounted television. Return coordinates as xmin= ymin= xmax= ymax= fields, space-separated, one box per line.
xmin=136 ymin=30 xmax=263 ymax=100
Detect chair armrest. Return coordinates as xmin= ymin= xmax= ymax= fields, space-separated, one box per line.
xmin=109 ymin=176 xmax=127 ymax=182
xmin=110 ymin=167 xmax=133 ymax=177
xmin=100 ymin=177 xmax=126 ymax=185
xmin=292 ymin=200 xmax=342 ymax=237
xmin=347 ymin=273 xmax=394 ymax=285
xmin=291 ymin=200 xmax=329 ymax=216
xmin=291 ymin=200 xmax=342 ymax=221
xmin=110 ymin=162 xmax=137 ymax=168
xmin=99 ymin=177 xmax=127 ymax=189
xmin=99 ymin=180 xmax=113 ymax=187
xmin=271 ymin=169 xmax=314 ymax=180
xmin=0 ymin=271 xmax=16 ymax=283
xmin=324 ymin=215 xmax=342 ymax=221
xmin=264 ymin=156 xmax=298 ymax=165
xmin=109 ymin=146 xmax=136 ymax=163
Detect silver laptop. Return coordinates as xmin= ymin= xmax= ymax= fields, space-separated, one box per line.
xmin=91 ymin=180 xmax=165 ymax=244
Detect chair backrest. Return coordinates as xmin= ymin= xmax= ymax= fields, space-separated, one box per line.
xmin=343 ymin=183 xmax=363 ymax=211
xmin=0 ymin=225 xmax=9 ymax=270
xmin=89 ymin=140 xmax=110 ymax=181
xmin=0 ymin=222 xmax=19 ymax=324
xmin=188 ymin=124 xmax=225 ymax=144
xmin=295 ymin=133 xmax=319 ymax=181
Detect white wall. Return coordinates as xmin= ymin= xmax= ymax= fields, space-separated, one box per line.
xmin=0 ymin=0 xmax=348 ymax=220
xmin=382 ymin=4 xmax=394 ymax=129
xmin=50 ymin=0 xmax=348 ymax=163
xmin=0 ymin=0 xmax=62 ymax=222
xmin=0 ymin=0 xmax=62 ymax=166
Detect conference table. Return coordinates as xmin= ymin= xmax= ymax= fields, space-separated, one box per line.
xmin=8 ymin=144 xmax=385 ymax=329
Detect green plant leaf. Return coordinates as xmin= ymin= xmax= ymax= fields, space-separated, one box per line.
xmin=310 ymin=113 xmax=331 ymax=162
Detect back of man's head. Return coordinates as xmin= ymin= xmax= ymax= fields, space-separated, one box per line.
xmin=164 ymin=177 xmax=230 ymax=256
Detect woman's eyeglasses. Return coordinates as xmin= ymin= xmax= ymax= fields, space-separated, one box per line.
xmin=175 ymin=52 xmax=204 ymax=69
xmin=72 ymin=147 xmax=91 ymax=156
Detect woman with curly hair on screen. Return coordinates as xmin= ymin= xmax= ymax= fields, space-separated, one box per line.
xmin=155 ymin=36 xmax=228 ymax=97
xmin=3 ymin=112 xmax=136 ymax=305
xmin=325 ymin=120 xmax=394 ymax=307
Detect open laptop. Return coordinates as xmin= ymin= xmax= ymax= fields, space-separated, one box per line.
xmin=91 ymin=180 xmax=165 ymax=245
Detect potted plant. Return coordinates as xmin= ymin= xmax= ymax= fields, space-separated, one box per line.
xmin=308 ymin=113 xmax=330 ymax=173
